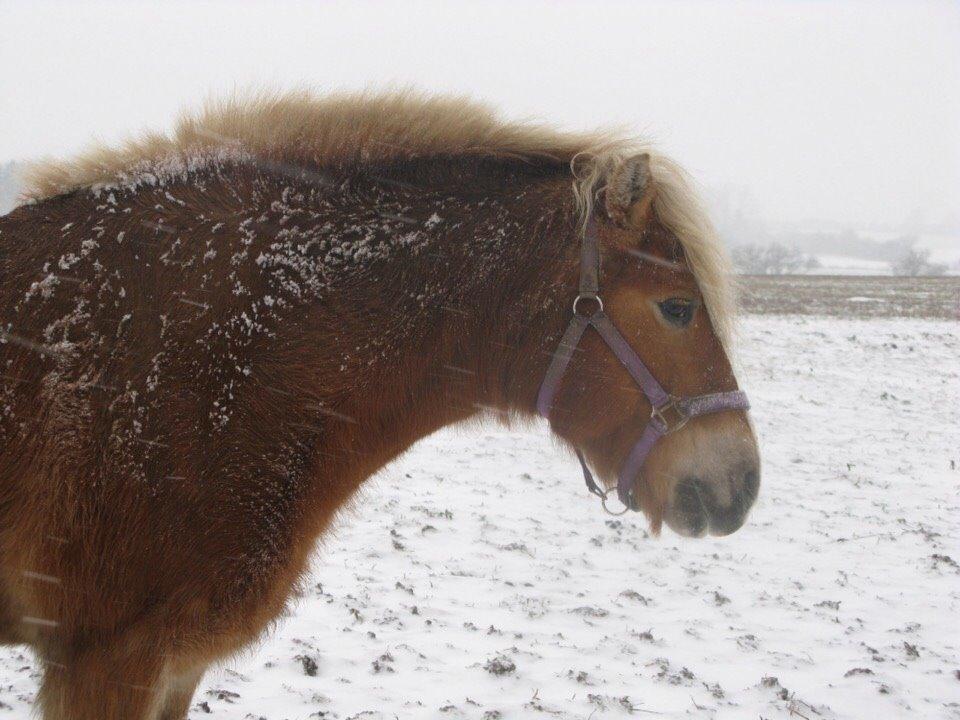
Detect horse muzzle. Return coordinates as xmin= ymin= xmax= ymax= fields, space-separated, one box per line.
xmin=664 ymin=462 xmax=760 ymax=537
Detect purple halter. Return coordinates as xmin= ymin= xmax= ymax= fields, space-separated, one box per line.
xmin=536 ymin=217 xmax=750 ymax=515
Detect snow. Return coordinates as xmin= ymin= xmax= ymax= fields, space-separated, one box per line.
xmin=813 ymin=255 xmax=892 ymax=276
xmin=855 ymin=231 xmax=960 ymax=267
xmin=0 ymin=316 xmax=956 ymax=718
xmin=810 ymin=235 xmax=960 ymax=277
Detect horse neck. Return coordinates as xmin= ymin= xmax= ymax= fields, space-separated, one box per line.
xmin=308 ymin=172 xmax=576 ymax=483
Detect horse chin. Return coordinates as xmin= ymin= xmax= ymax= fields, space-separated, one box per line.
xmin=663 ymin=507 xmax=710 ymax=538
xmin=615 ymin=478 xmax=664 ymax=537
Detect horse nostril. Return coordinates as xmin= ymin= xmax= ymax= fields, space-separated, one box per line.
xmin=704 ymin=467 xmax=759 ymax=536
xmin=671 ymin=477 xmax=709 ymax=536
xmin=741 ymin=467 xmax=760 ymax=505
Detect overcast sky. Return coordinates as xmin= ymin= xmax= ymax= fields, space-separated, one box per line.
xmin=1 ymin=0 xmax=957 ymax=229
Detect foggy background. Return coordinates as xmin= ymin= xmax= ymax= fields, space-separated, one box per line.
xmin=1 ymin=0 xmax=958 ymax=272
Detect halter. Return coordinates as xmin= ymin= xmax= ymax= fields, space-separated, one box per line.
xmin=536 ymin=217 xmax=750 ymax=515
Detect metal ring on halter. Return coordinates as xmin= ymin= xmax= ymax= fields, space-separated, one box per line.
xmin=599 ymin=486 xmax=630 ymax=516
xmin=572 ymin=294 xmax=603 ymax=317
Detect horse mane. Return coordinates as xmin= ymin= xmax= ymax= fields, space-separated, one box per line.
xmin=23 ymin=89 xmax=735 ymax=346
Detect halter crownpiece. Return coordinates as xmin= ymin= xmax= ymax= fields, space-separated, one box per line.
xmin=536 ymin=216 xmax=750 ymax=515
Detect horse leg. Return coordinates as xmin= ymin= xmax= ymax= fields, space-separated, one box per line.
xmin=37 ymin=644 xmax=167 ymax=720
xmin=157 ymin=664 xmax=207 ymax=720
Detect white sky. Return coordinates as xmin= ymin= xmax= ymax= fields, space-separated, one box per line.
xmin=1 ymin=0 xmax=958 ymax=229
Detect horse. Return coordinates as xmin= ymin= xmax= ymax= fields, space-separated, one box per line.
xmin=0 ymin=90 xmax=760 ymax=719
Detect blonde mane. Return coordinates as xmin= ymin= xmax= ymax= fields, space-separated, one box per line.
xmin=23 ymin=89 xmax=735 ymax=345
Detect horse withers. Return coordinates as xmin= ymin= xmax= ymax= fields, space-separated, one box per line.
xmin=0 ymin=91 xmax=759 ymax=718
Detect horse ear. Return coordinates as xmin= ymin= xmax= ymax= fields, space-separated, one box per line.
xmin=605 ymin=153 xmax=656 ymax=227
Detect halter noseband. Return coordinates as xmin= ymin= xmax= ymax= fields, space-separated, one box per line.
xmin=536 ymin=217 xmax=750 ymax=515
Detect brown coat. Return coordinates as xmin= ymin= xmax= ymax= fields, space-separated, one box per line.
xmin=0 ymin=91 xmax=753 ymax=719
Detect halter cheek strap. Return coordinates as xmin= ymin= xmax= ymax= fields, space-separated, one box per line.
xmin=536 ymin=217 xmax=750 ymax=514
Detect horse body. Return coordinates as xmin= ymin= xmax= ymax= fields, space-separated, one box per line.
xmin=0 ymin=159 xmax=576 ymax=715
xmin=0 ymin=91 xmax=759 ymax=718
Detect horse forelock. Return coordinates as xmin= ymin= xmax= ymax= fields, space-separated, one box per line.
xmin=571 ymin=147 xmax=736 ymax=352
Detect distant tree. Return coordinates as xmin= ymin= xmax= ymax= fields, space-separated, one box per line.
xmin=731 ymin=242 xmax=811 ymax=275
xmin=891 ymin=248 xmax=947 ymax=276
xmin=731 ymin=244 xmax=765 ymax=274
xmin=763 ymin=242 xmax=806 ymax=274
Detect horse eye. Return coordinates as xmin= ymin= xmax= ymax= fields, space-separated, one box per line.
xmin=658 ymin=298 xmax=695 ymax=327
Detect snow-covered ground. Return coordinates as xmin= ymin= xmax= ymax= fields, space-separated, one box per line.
xmin=812 ymin=255 xmax=893 ymax=276
xmin=0 ymin=315 xmax=956 ymax=718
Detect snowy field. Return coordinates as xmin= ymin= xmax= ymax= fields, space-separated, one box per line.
xmin=738 ymin=276 xmax=959 ymax=320
xmin=0 ymin=315 xmax=957 ymax=719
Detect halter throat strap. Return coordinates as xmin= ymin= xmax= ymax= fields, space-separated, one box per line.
xmin=536 ymin=217 xmax=749 ymax=513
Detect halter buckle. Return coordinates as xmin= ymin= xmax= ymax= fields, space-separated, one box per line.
xmin=651 ymin=396 xmax=689 ymax=434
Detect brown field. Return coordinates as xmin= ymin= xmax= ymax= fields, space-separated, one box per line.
xmin=737 ymin=274 xmax=960 ymax=320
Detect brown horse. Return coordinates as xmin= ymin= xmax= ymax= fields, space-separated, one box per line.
xmin=0 ymin=91 xmax=759 ymax=719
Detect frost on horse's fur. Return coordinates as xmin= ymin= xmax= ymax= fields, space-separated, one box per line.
xmin=0 ymin=90 xmax=749 ymax=719
xmin=24 ymin=89 xmax=735 ymax=348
